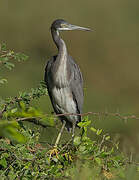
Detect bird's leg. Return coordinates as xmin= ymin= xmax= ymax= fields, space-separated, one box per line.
xmin=54 ymin=120 xmax=66 ymax=147
xmin=49 ymin=121 xmax=66 ymax=158
xmin=72 ymin=123 xmax=76 ymax=145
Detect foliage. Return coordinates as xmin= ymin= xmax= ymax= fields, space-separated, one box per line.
xmin=0 ymin=42 xmax=28 ymax=86
xmin=0 ymin=120 xmax=26 ymax=144
xmin=0 ymin=117 xmax=139 ymax=179
xmin=0 ymin=43 xmax=49 ymax=142
xmin=0 ymin=43 xmax=139 ymax=179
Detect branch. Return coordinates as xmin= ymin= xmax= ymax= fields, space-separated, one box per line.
xmin=2 ymin=111 xmax=139 ymax=129
xmin=17 ymin=112 xmax=139 ymax=129
xmin=16 ymin=117 xmax=53 ymax=128
xmin=55 ymin=112 xmax=139 ymax=122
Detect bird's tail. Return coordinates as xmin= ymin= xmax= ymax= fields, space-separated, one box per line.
xmin=65 ymin=118 xmax=81 ymax=132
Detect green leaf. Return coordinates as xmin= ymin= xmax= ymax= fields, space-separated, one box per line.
xmin=4 ymin=62 xmax=15 ymax=70
xmin=19 ymin=101 xmax=26 ymax=110
xmin=78 ymin=120 xmax=91 ymax=128
xmin=79 ymin=145 xmax=86 ymax=152
xmin=105 ymin=136 xmax=110 ymax=140
xmin=1 ymin=153 xmax=10 ymax=159
xmin=73 ymin=136 xmax=81 ymax=146
xmin=52 ymin=157 xmax=58 ymax=163
xmin=40 ymin=116 xmax=54 ymax=127
xmin=95 ymin=157 xmax=101 ymax=165
xmin=96 ymin=129 xmax=102 ymax=135
xmin=1 ymin=42 xmax=6 ymax=50
xmin=11 ymin=108 xmax=18 ymax=114
xmin=0 ymin=78 xmax=7 ymax=85
xmin=0 ymin=121 xmax=26 ymax=143
xmin=14 ymin=53 xmax=28 ymax=61
xmin=0 ymin=158 xmax=7 ymax=168
xmin=90 ymin=127 xmax=97 ymax=132
xmin=0 ymin=57 xmax=9 ymax=61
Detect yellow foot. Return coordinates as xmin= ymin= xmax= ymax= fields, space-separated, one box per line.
xmin=49 ymin=146 xmax=59 ymax=158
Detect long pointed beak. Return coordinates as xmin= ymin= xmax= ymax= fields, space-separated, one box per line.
xmin=58 ymin=24 xmax=92 ymax=31
xmin=69 ymin=24 xmax=92 ymax=31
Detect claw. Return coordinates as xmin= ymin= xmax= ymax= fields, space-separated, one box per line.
xmin=49 ymin=147 xmax=59 ymax=158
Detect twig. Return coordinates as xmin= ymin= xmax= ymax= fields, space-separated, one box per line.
xmin=99 ymin=134 xmax=107 ymax=151
xmin=55 ymin=112 xmax=139 ymax=122
xmin=60 ymin=139 xmax=72 ymax=152
xmin=1 ymin=109 xmax=139 ymax=130
xmin=16 ymin=111 xmax=139 ymax=129
xmin=16 ymin=117 xmax=52 ymax=128
xmin=0 ymin=159 xmax=16 ymax=177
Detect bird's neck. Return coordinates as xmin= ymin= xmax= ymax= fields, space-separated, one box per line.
xmin=51 ymin=28 xmax=68 ymax=57
xmin=51 ymin=28 xmax=69 ymax=87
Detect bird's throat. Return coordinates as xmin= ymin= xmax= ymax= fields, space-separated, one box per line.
xmin=51 ymin=29 xmax=70 ymax=87
xmin=55 ymin=42 xmax=69 ymax=87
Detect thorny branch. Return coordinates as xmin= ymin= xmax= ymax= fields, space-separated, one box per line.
xmin=16 ymin=117 xmax=52 ymax=128
xmin=1 ymin=110 xmax=139 ymax=129
xmin=55 ymin=112 xmax=139 ymax=122
xmin=14 ymin=111 xmax=139 ymax=129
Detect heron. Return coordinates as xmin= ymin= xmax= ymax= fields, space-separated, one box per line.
xmin=45 ymin=19 xmax=91 ymax=147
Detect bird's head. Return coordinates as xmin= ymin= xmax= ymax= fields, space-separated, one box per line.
xmin=51 ymin=19 xmax=92 ymax=32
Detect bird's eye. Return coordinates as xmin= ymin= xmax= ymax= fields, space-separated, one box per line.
xmin=61 ymin=24 xmax=67 ymax=28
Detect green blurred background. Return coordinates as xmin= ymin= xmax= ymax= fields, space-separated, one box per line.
xmin=0 ymin=0 xmax=139 ymax=156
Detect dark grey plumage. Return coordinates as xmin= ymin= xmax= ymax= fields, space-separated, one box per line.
xmin=45 ymin=55 xmax=83 ymax=131
xmin=44 ymin=19 xmax=91 ymax=145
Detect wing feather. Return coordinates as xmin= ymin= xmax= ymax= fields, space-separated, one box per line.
xmin=44 ymin=56 xmax=59 ymax=114
xmin=69 ymin=56 xmax=84 ymax=115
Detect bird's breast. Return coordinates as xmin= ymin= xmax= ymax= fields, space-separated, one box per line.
xmin=52 ymin=86 xmax=77 ymax=122
xmin=53 ymin=53 xmax=71 ymax=88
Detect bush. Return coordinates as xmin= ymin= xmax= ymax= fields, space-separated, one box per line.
xmin=0 ymin=43 xmax=139 ymax=179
